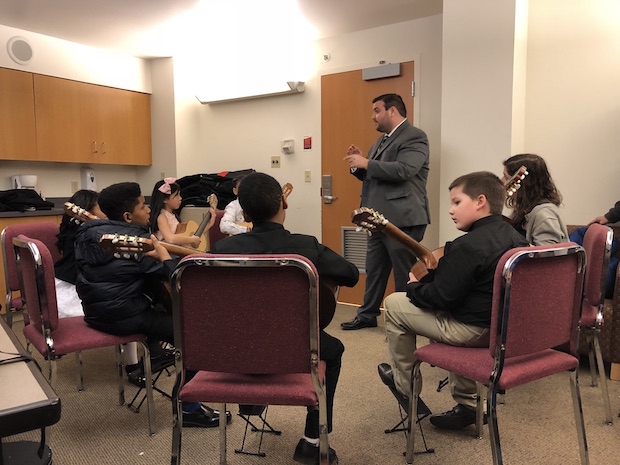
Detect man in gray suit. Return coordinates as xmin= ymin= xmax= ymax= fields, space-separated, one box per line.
xmin=341 ymin=93 xmax=430 ymax=330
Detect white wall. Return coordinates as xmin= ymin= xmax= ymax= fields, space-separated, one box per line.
xmin=168 ymin=15 xmax=443 ymax=242
xmin=440 ymin=0 xmax=521 ymax=244
xmin=524 ymin=0 xmax=620 ymax=224
xmin=0 ymin=24 xmax=153 ymax=197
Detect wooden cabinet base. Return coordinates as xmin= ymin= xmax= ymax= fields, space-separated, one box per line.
xmin=610 ymin=362 xmax=620 ymax=381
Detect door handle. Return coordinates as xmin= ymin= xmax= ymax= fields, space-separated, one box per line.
xmin=322 ymin=174 xmax=337 ymax=204
xmin=323 ymin=195 xmax=338 ymax=204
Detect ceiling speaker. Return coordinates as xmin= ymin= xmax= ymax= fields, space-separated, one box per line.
xmin=7 ymin=36 xmax=34 ymax=65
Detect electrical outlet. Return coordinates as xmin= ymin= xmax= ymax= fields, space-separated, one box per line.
xmin=304 ymin=170 xmax=311 ymax=182
xmin=271 ymin=156 xmax=281 ymax=168
xmin=71 ymin=181 xmax=78 ymax=194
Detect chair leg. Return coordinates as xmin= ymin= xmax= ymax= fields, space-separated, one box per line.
xmin=48 ymin=358 xmax=57 ymax=391
xmin=219 ymin=402 xmax=227 ymax=465
xmin=487 ymin=385 xmax=503 ymax=465
xmin=592 ymin=332 xmax=613 ymax=424
xmin=170 ymin=395 xmax=182 ymax=465
xmin=585 ymin=332 xmax=598 ymax=386
xmin=116 ymin=345 xmax=125 ymax=406
xmin=475 ymin=383 xmax=484 ymax=439
xmin=139 ymin=343 xmax=155 ymax=436
xmin=75 ymin=351 xmax=84 ymax=391
xmin=569 ymin=369 xmax=590 ymax=465
xmin=405 ymin=360 xmax=422 ymax=464
xmin=318 ymin=395 xmax=330 ymax=465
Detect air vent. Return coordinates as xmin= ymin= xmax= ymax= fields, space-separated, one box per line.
xmin=341 ymin=226 xmax=368 ymax=274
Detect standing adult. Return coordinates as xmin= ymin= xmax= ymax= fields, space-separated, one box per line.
xmin=341 ymin=93 xmax=430 ymax=330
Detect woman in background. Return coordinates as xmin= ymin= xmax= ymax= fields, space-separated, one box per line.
xmin=502 ymin=153 xmax=568 ymax=245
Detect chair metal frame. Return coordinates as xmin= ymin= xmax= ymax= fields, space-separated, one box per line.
xmin=2 ymin=222 xmax=61 ymax=328
xmin=13 ymin=234 xmax=156 ymax=435
xmin=169 ymin=253 xmax=329 ymax=465
xmin=406 ymin=244 xmax=589 ymax=465
xmin=581 ymin=223 xmax=613 ymax=424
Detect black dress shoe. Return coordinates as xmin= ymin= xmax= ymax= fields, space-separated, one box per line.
xmin=430 ymin=403 xmax=485 ymax=430
xmin=340 ymin=316 xmax=377 ymax=330
xmin=293 ymin=438 xmax=338 ymax=465
xmin=182 ymin=404 xmax=232 ymax=428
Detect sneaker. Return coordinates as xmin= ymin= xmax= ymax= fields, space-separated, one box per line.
xmin=293 ymin=438 xmax=338 ymax=465
xmin=182 ymin=404 xmax=232 ymax=428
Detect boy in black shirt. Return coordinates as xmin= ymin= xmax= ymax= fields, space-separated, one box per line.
xmin=379 ymin=171 xmax=529 ymax=430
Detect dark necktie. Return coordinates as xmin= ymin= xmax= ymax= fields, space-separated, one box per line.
xmin=374 ymin=135 xmax=389 ymax=159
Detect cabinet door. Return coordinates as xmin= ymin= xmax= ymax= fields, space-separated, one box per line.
xmin=33 ymin=74 xmax=100 ymax=163
xmin=0 ymin=68 xmax=37 ymax=161
xmin=99 ymin=87 xmax=152 ymax=166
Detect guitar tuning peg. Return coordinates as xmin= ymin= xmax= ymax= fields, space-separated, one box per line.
xmin=113 ymin=252 xmax=121 ymax=259
xmin=122 ymin=252 xmax=131 ymax=259
xmin=133 ymin=253 xmax=139 ymax=260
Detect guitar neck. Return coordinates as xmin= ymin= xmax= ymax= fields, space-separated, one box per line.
xmin=160 ymin=242 xmax=198 ymax=257
xmin=192 ymin=210 xmax=212 ymax=237
xmin=382 ymin=222 xmax=436 ymax=265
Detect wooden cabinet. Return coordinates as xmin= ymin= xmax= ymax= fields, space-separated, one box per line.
xmin=0 ymin=215 xmax=62 ymax=315
xmin=0 ymin=68 xmax=37 ymax=161
xmin=33 ymin=75 xmax=152 ymax=165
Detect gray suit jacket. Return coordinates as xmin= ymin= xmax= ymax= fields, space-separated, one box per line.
xmin=351 ymin=120 xmax=430 ymax=228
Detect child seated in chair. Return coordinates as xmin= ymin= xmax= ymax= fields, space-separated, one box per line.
xmin=213 ymin=172 xmax=358 ymax=465
xmin=379 ymin=172 xmax=529 ymax=431
xmin=219 ymin=175 xmax=252 ymax=235
xmin=74 ymin=181 xmax=229 ymax=428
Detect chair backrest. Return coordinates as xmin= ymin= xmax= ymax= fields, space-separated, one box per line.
xmin=489 ymin=243 xmax=586 ymax=365
xmin=171 ymin=253 xmax=319 ymax=375
xmin=12 ymin=234 xmax=60 ymax=333
xmin=2 ymin=222 xmax=61 ymax=309
xmin=208 ymin=210 xmax=228 ymax=250
xmin=582 ymin=223 xmax=613 ymax=308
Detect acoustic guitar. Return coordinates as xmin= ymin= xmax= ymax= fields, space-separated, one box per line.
xmin=175 ymin=193 xmax=218 ymax=251
xmin=64 ymin=202 xmax=100 ymax=223
xmin=98 ymin=233 xmax=337 ymax=329
xmin=351 ymin=166 xmax=529 ymax=282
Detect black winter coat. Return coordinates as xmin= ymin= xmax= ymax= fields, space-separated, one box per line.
xmin=75 ymin=220 xmax=167 ymax=326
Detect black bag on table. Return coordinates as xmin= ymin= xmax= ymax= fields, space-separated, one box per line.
xmin=0 ymin=189 xmax=55 ymax=212
xmin=177 ymin=169 xmax=255 ymax=211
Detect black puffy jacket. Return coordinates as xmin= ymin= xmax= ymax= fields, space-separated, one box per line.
xmin=75 ymin=220 xmax=167 ymax=325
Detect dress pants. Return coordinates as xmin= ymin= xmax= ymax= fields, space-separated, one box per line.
xmin=384 ymin=292 xmax=489 ymax=409
xmin=356 ymin=225 xmax=426 ymax=321
xmin=304 ymin=330 xmax=344 ymax=438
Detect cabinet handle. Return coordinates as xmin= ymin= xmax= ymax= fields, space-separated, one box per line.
xmin=102 ymin=142 xmax=107 ymax=154
xmin=92 ymin=141 xmax=97 ymax=153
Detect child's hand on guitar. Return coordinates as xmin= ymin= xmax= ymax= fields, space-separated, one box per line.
xmin=407 ymin=272 xmax=419 ymax=284
xmin=188 ymin=235 xmax=201 ymax=248
xmin=204 ymin=208 xmax=217 ymax=231
xmin=146 ymin=235 xmax=172 ymax=262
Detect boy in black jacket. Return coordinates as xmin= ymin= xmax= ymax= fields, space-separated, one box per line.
xmin=379 ymin=172 xmax=529 ymax=430
xmin=74 ymin=182 xmax=227 ymax=428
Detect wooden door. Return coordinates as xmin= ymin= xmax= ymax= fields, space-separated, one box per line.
xmin=321 ymin=62 xmax=415 ymax=305
xmin=0 ymin=68 xmax=37 ymax=161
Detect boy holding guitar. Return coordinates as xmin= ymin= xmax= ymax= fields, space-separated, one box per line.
xmin=212 ymin=172 xmax=358 ymax=465
xmin=73 ymin=182 xmax=228 ymax=428
xmin=379 ymin=172 xmax=529 ymax=431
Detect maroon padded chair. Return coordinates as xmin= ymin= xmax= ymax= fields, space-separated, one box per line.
xmin=13 ymin=234 xmax=156 ymax=435
xmin=581 ymin=223 xmax=613 ymax=424
xmin=2 ymin=222 xmax=61 ymax=327
xmin=170 ymin=253 xmax=328 ymax=465
xmin=207 ymin=209 xmax=228 ymax=250
xmin=406 ymin=244 xmax=588 ymax=465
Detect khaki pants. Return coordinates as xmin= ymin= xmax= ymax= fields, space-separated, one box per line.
xmin=384 ymin=292 xmax=489 ymax=409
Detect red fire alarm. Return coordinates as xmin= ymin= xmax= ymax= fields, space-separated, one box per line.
xmin=303 ymin=136 xmax=312 ymax=150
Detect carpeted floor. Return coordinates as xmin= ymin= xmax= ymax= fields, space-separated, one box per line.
xmin=5 ymin=304 xmax=620 ymax=464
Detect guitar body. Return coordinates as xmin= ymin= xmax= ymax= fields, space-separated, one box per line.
xmin=319 ymin=279 xmax=339 ymax=330
xmin=175 ymin=220 xmax=208 ymax=251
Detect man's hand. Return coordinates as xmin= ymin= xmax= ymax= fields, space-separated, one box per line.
xmin=146 ymin=234 xmax=172 ymax=262
xmin=344 ymin=144 xmax=369 ymax=170
xmin=588 ymin=215 xmax=609 ymax=226
xmin=407 ymin=272 xmax=419 ymax=284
